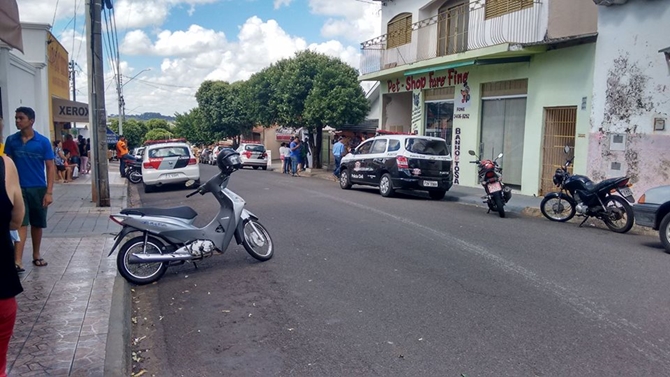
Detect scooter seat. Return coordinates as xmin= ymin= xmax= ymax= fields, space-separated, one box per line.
xmin=584 ymin=177 xmax=623 ymax=193
xmin=121 ymin=206 xmax=198 ymax=220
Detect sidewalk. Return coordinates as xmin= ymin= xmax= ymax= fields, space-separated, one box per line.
xmin=269 ymin=161 xmax=544 ymax=214
xmin=6 ymin=164 xmax=128 ymax=377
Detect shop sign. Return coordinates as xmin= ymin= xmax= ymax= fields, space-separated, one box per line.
xmin=387 ymin=68 xmax=469 ymax=93
xmin=453 ymin=127 xmax=461 ymax=185
xmin=454 ymin=80 xmax=472 ymax=119
xmin=411 ymin=90 xmax=422 ymax=134
xmin=276 ymin=127 xmax=296 ymax=141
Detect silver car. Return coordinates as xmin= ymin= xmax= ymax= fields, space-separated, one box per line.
xmin=635 ymin=185 xmax=670 ymax=253
xmin=237 ymin=143 xmax=268 ymax=170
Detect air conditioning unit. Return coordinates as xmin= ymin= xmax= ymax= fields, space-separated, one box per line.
xmin=592 ymin=0 xmax=628 ymax=5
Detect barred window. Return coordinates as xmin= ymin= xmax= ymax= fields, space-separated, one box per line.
xmin=387 ymin=13 xmax=412 ymax=49
xmin=485 ymin=0 xmax=534 ymax=20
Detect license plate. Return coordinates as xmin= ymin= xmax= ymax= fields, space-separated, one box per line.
xmin=619 ymin=187 xmax=633 ymax=197
xmin=422 ymin=180 xmax=438 ymax=187
xmin=487 ymin=182 xmax=502 ymax=193
xmin=164 ymin=173 xmax=180 ymax=179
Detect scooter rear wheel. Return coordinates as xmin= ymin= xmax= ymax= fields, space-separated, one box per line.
xmin=493 ymin=192 xmax=506 ymax=218
xmin=117 ymin=236 xmax=168 ymax=285
xmin=128 ymin=170 xmax=142 ymax=184
xmin=242 ymin=219 xmax=274 ymax=261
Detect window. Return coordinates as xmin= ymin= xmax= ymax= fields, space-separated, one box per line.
xmin=485 ymin=0 xmax=534 ymax=20
xmin=405 ymin=138 xmax=449 ymax=156
xmin=387 ymin=13 xmax=412 ymax=49
xmin=388 ymin=140 xmax=401 ymax=152
xmin=149 ymin=146 xmax=190 ymax=158
xmin=371 ymin=139 xmax=388 ymax=154
xmin=357 ymin=140 xmax=373 ymax=155
xmin=244 ymin=144 xmax=265 ymax=152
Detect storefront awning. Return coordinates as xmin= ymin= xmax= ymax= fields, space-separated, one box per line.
xmin=0 ymin=0 xmax=23 ymax=53
xmin=52 ymin=97 xmax=89 ymax=123
xmin=106 ymin=127 xmax=118 ymax=144
xmin=403 ymin=56 xmax=531 ymax=77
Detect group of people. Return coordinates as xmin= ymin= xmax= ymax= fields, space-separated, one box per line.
xmin=279 ymin=136 xmax=310 ymax=177
xmin=53 ymin=134 xmax=90 ymax=183
xmin=1 ymin=107 xmax=55 ymax=374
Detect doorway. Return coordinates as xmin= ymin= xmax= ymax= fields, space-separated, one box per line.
xmin=425 ymin=101 xmax=454 ymax=147
xmin=480 ymin=97 xmax=527 ymax=188
xmin=540 ymin=107 xmax=577 ymax=195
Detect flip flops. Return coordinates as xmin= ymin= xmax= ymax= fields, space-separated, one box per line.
xmin=15 ymin=264 xmax=25 ymax=273
xmin=32 ymin=258 xmax=48 ymax=267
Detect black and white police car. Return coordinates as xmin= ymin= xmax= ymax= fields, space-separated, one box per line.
xmin=338 ymin=133 xmax=453 ymax=200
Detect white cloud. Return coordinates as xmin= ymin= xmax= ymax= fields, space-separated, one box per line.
xmin=120 ymin=25 xmax=227 ymax=56
xmin=16 ymin=0 xmax=217 ymax=29
xmin=308 ymin=0 xmax=381 ymax=42
xmin=273 ymin=0 xmax=293 ymax=9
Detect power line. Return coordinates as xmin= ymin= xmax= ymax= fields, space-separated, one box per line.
xmin=52 ymin=0 xmax=61 ymax=27
xmin=123 ymin=76 xmax=195 ymax=89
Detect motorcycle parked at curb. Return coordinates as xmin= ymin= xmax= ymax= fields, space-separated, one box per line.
xmin=540 ymin=146 xmax=635 ymax=233
xmin=468 ymin=150 xmax=512 ymax=218
xmin=125 ymin=161 xmax=143 ymax=184
xmin=108 ymin=149 xmax=274 ymax=285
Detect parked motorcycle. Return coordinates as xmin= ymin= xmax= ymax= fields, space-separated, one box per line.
xmin=125 ymin=161 xmax=143 ymax=184
xmin=468 ymin=150 xmax=512 ymax=218
xmin=540 ymin=146 xmax=635 ymax=233
xmin=108 ymin=149 xmax=274 ymax=285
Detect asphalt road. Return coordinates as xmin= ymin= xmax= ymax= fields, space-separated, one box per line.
xmin=129 ymin=163 xmax=670 ymax=377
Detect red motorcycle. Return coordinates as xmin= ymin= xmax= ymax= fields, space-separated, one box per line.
xmin=468 ymin=150 xmax=512 ymax=218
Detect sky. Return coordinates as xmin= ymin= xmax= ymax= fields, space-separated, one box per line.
xmin=16 ymin=0 xmax=382 ymax=117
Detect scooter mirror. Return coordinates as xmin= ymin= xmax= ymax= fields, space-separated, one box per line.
xmin=564 ymin=145 xmax=570 ymax=154
xmin=497 ymin=153 xmax=503 ymax=159
xmin=185 ymin=180 xmax=196 ymax=187
xmin=468 ymin=150 xmax=476 ymax=156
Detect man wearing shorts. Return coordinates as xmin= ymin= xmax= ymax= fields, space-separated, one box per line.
xmin=4 ymin=107 xmax=55 ymax=272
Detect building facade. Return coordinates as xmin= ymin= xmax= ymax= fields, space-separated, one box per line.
xmin=588 ymin=0 xmax=670 ymax=197
xmin=1 ymin=23 xmax=87 ymax=153
xmin=361 ymin=0 xmax=598 ymax=196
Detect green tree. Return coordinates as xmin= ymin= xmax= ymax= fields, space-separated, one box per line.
xmin=144 ymin=128 xmax=173 ymax=143
xmin=173 ymin=108 xmax=209 ymax=144
xmin=121 ymin=119 xmax=148 ymax=149
xmin=195 ymin=80 xmax=246 ymax=141
xmin=146 ymin=119 xmax=171 ymax=131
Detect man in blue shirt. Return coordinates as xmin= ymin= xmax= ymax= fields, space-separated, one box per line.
xmin=332 ymin=137 xmax=345 ymax=179
xmin=289 ymin=136 xmax=301 ymax=177
xmin=4 ymin=107 xmax=55 ymax=272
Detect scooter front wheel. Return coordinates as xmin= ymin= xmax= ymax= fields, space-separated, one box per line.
xmin=117 ymin=236 xmax=168 ymax=285
xmin=242 ymin=219 xmax=274 ymax=261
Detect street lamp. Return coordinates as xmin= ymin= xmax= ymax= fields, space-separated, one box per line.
xmin=118 ymin=68 xmax=151 ymax=135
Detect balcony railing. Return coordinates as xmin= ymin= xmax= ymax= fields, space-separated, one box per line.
xmin=360 ymin=1 xmax=544 ymax=76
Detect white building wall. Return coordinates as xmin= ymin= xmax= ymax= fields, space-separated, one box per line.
xmin=588 ymin=0 xmax=670 ymax=196
xmin=2 ymin=23 xmax=51 ymax=140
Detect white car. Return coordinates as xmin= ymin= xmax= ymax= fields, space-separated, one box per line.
xmin=141 ymin=141 xmax=200 ymax=193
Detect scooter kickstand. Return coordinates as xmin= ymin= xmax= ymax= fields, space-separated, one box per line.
xmin=578 ymin=217 xmax=589 ymax=228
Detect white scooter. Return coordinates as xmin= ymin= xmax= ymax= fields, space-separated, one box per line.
xmin=108 ymin=149 xmax=274 ymax=285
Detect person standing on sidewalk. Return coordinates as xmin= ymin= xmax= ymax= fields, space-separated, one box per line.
xmin=332 ymin=137 xmax=345 ymax=180
xmin=0 ymin=154 xmax=25 ymax=376
xmin=289 ymin=136 xmax=301 ymax=177
xmin=4 ymin=107 xmax=55 ymax=271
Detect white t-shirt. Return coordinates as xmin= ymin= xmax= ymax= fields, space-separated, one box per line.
xmin=280 ymin=146 xmax=291 ymax=157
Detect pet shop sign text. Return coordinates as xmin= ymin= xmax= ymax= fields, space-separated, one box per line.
xmin=387 ymin=69 xmax=469 ymax=93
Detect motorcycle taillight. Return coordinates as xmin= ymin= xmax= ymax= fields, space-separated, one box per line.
xmin=485 ymin=171 xmax=495 ymax=179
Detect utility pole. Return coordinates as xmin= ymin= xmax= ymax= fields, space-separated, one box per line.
xmin=117 ymin=59 xmax=124 ymax=136
xmin=86 ymin=0 xmax=110 ymax=207
xmin=69 ymin=60 xmax=77 ymax=129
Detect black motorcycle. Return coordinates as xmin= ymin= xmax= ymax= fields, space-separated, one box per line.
xmin=540 ymin=146 xmax=635 ymax=233
xmin=126 ymin=161 xmax=143 ymax=184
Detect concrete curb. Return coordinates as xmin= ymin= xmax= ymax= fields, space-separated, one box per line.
xmin=104 ymin=273 xmax=131 ymax=376
xmin=104 ymin=182 xmax=132 ymax=377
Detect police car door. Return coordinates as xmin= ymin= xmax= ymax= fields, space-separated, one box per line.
xmin=367 ymin=138 xmax=388 ymax=184
xmin=349 ymin=140 xmax=373 ymax=184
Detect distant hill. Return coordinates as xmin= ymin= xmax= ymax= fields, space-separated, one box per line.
xmin=108 ymin=112 xmax=176 ymax=122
